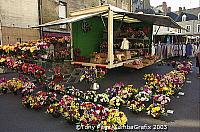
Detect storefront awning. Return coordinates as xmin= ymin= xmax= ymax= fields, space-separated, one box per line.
xmin=123 ymin=12 xmax=183 ymax=29
xmin=33 ymin=5 xmax=183 ymax=29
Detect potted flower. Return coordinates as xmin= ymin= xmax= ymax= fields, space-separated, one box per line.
xmin=146 ymin=103 xmax=166 ymax=118
xmin=109 ymin=96 xmax=125 ymax=109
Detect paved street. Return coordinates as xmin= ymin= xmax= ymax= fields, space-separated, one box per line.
xmin=0 ymin=58 xmax=199 ymax=132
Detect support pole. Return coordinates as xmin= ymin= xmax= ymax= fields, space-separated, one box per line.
xmin=70 ymin=23 xmax=73 ymax=61
xmin=108 ymin=10 xmax=114 ymax=66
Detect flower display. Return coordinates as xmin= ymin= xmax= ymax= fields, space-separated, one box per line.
xmin=177 ymin=61 xmax=192 ymax=74
xmin=0 ymin=57 xmax=46 ymax=83
xmin=80 ymin=67 xmax=106 ymax=83
xmin=0 ymin=77 xmax=8 ymax=94
xmin=146 ymin=103 xmax=166 ymax=118
xmin=0 ymin=78 xmax=24 ymax=94
xmin=153 ymin=94 xmax=170 ymax=105
xmin=109 ymin=96 xmax=125 ymax=109
xmin=94 ymin=93 xmax=110 ymax=104
xmin=0 ymin=42 xmax=49 ymax=59
xmin=106 ymin=83 xmax=137 ymax=100
xmin=21 ymin=82 xmax=36 ymax=96
xmin=128 ymin=100 xmax=145 ymax=112
xmin=106 ymin=109 xmax=127 ymax=130
xmin=48 ymin=82 xmax=65 ymax=94
xmin=82 ymin=91 xmax=96 ymax=102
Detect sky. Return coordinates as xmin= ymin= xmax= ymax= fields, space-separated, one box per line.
xmin=150 ymin=0 xmax=200 ymax=11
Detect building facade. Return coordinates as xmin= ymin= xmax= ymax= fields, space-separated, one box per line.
xmin=0 ymin=0 xmax=40 ymax=44
xmin=153 ymin=7 xmax=200 ymax=43
xmin=0 ymin=0 xmax=134 ymax=44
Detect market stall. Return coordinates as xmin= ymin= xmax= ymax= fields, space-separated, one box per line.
xmin=35 ymin=5 xmax=183 ymax=69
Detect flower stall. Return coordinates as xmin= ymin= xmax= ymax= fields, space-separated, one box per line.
xmin=35 ymin=5 xmax=183 ymax=69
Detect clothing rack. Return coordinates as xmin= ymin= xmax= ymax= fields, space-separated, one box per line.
xmin=153 ymin=43 xmax=199 ymax=59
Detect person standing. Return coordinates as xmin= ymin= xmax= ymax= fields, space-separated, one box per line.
xmin=195 ymin=45 xmax=200 ymax=78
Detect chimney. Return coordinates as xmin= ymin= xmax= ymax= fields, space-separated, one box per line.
xmin=179 ymin=7 xmax=182 ymax=15
xmin=162 ymin=2 xmax=168 ymax=15
xmin=183 ymin=7 xmax=186 ymax=12
xmin=167 ymin=7 xmax=171 ymax=13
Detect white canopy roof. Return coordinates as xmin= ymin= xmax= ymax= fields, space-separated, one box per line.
xmin=33 ymin=4 xmax=183 ymax=29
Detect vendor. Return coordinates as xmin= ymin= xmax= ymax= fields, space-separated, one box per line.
xmin=120 ymin=38 xmax=130 ymax=50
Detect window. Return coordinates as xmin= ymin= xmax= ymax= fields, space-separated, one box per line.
xmin=178 ymin=29 xmax=181 ymax=33
xmin=100 ymin=0 xmax=107 ymax=5
xmin=197 ymin=24 xmax=200 ymax=32
xmin=182 ymin=14 xmax=186 ymax=21
xmin=17 ymin=38 xmax=22 ymax=43
xmin=198 ymin=13 xmax=200 ymax=20
xmin=59 ymin=1 xmax=67 ymax=28
xmin=59 ymin=2 xmax=66 ymax=18
xmin=186 ymin=25 xmax=191 ymax=32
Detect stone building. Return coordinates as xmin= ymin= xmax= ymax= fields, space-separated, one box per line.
xmin=0 ymin=0 xmax=134 ymax=44
xmin=0 ymin=0 xmax=40 ymax=44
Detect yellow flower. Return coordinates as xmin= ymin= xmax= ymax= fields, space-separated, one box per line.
xmin=162 ymin=87 xmax=169 ymax=91
xmin=152 ymin=106 xmax=161 ymax=113
xmin=0 ymin=58 xmax=6 ymax=62
xmin=30 ymin=46 xmax=37 ymax=53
